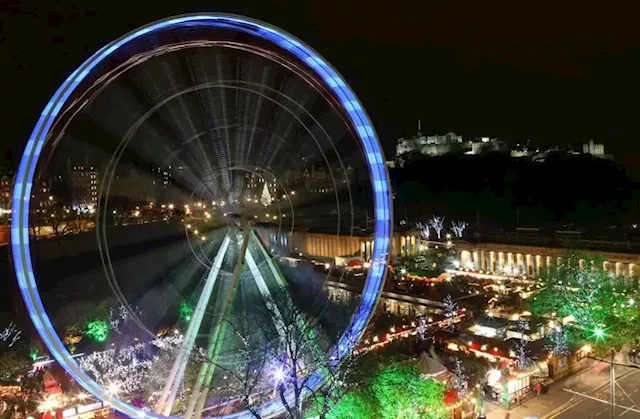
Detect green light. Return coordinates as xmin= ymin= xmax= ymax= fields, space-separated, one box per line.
xmin=593 ymin=326 xmax=606 ymax=340
xmin=85 ymin=320 xmax=109 ymax=342
xmin=179 ymin=300 xmax=194 ymax=323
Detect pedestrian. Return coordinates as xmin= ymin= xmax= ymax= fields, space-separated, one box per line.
xmin=535 ymin=382 xmax=542 ymax=396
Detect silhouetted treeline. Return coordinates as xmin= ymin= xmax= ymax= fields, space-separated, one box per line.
xmin=392 ymin=151 xmax=638 ymax=228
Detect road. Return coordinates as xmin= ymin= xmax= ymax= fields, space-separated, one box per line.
xmin=554 ymin=368 xmax=640 ymax=419
xmin=485 ymin=361 xmax=640 ymax=419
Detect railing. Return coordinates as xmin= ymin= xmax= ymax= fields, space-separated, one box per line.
xmin=325 ymin=280 xmax=445 ymax=308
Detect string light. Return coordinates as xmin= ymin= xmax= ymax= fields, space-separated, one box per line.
xmin=78 ymin=334 xmax=183 ymax=394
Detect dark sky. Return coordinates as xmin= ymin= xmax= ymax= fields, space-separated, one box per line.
xmin=2 ymin=1 xmax=640 ymax=171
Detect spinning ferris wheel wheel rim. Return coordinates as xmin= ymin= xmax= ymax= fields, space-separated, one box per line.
xmin=12 ymin=13 xmax=392 ymax=418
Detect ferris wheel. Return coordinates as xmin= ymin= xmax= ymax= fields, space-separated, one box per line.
xmin=12 ymin=14 xmax=392 ymax=418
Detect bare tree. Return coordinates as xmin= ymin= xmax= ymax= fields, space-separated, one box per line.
xmin=50 ymin=210 xmax=70 ymax=237
xmin=428 ymin=216 xmax=445 ymax=239
xmin=450 ymin=221 xmax=467 ymax=238
xmin=189 ymin=316 xmax=268 ymax=419
xmin=198 ymin=288 xmax=358 ymax=419
xmin=442 ymin=295 xmax=459 ymax=333
xmin=416 ymin=222 xmax=430 ymax=241
xmin=258 ymin=290 xmax=356 ymax=419
xmin=29 ymin=210 xmax=46 ymax=239
xmin=0 ymin=322 xmax=21 ymax=348
xmin=0 ymin=322 xmax=27 ymax=379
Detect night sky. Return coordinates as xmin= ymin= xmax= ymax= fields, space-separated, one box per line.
xmin=2 ymin=1 xmax=640 ymax=172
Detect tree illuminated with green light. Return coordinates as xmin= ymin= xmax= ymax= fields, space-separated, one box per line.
xmin=85 ymin=319 xmax=109 ymax=342
xmin=531 ymin=255 xmax=640 ymax=352
xmin=326 ymin=358 xmax=447 ymax=419
xmin=179 ymin=300 xmax=194 ymax=323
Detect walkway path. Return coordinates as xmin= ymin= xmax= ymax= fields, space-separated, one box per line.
xmin=485 ymin=361 xmax=640 ymax=419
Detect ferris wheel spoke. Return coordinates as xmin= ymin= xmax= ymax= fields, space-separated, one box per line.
xmin=245 ymin=234 xmax=287 ymax=345
xmin=155 ymin=232 xmax=232 ymax=415
xmin=187 ymin=227 xmax=252 ymax=418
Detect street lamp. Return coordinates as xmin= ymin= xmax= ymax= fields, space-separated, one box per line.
xmin=107 ymin=382 xmax=120 ymax=396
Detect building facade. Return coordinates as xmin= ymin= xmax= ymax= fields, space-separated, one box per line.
xmin=259 ymin=226 xmax=640 ymax=278
xmin=0 ymin=169 xmax=13 ymax=215
xmin=69 ymin=165 xmax=98 ymax=210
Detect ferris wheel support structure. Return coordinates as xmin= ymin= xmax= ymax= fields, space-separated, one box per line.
xmin=185 ymin=227 xmax=251 ymax=417
xmin=155 ymin=232 xmax=232 ymax=414
xmin=185 ymin=228 xmax=289 ymax=418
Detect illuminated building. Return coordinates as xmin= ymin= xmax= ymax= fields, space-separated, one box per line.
xmin=0 ymin=168 xmax=13 ymax=214
xmin=395 ymin=121 xmax=507 ymax=165
xmin=582 ymin=140 xmax=605 ymax=156
xmin=68 ymin=164 xmax=98 ymax=210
